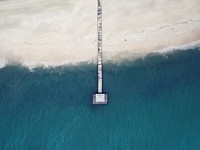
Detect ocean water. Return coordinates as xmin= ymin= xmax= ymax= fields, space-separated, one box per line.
xmin=0 ymin=48 xmax=200 ymax=150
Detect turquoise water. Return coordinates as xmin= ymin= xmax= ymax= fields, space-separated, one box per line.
xmin=0 ymin=48 xmax=200 ymax=150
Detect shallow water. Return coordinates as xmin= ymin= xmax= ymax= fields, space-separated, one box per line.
xmin=0 ymin=48 xmax=200 ymax=150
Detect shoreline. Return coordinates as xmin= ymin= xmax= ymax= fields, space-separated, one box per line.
xmin=0 ymin=39 xmax=200 ymax=69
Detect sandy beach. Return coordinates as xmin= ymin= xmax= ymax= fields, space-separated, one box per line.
xmin=0 ymin=0 xmax=200 ymax=68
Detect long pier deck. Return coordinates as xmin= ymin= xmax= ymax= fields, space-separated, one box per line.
xmin=92 ymin=0 xmax=108 ymax=104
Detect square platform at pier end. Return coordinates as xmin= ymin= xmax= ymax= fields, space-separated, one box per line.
xmin=93 ymin=93 xmax=108 ymax=104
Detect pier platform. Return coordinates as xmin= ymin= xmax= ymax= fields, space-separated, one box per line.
xmin=93 ymin=93 xmax=108 ymax=104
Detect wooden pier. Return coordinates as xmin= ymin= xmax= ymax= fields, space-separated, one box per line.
xmin=93 ymin=0 xmax=108 ymax=104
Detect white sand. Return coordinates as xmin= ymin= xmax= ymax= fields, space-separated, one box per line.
xmin=0 ymin=0 xmax=200 ymax=68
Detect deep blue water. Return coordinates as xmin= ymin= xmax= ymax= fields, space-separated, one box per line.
xmin=0 ymin=48 xmax=200 ymax=150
